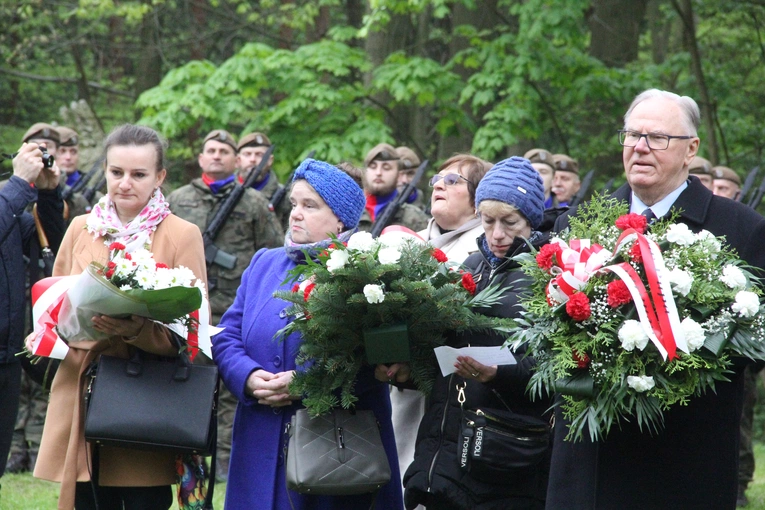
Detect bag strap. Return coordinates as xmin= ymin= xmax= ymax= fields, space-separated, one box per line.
xmin=202 ymin=375 xmax=220 ymax=510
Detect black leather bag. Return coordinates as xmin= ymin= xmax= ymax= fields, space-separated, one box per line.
xmin=460 ymin=407 xmax=550 ymax=479
xmin=83 ymin=342 xmax=218 ymax=456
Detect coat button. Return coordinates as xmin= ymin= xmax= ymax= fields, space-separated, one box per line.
xmin=273 ymin=355 xmax=282 ymax=367
xmin=279 ymin=308 xmax=287 ymax=319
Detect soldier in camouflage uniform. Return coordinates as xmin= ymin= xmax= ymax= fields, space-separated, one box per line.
xmin=56 ymin=127 xmax=97 ymax=221
xmin=236 ymin=132 xmax=291 ymax=232
xmin=167 ymin=129 xmax=283 ymax=482
xmin=358 ymin=143 xmax=429 ymax=233
xmin=395 ymin=146 xmax=428 ymax=212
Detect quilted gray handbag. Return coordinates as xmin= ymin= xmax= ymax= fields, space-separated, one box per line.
xmin=285 ymin=408 xmax=391 ymax=495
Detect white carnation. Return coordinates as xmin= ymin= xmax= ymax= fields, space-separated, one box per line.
xmin=721 ymin=265 xmax=747 ymax=290
xmin=347 ymin=231 xmax=376 ymax=252
xmin=668 ymin=268 xmax=693 ymax=297
xmin=618 ymin=319 xmax=650 ymax=352
xmin=697 ymin=230 xmax=721 ymax=256
xmin=627 ymin=375 xmax=655 ymax=393
xmin=378 ymin=247 xmax=401 ymax=265
xmin=363 ymin=284 xmax=385 ymax=304
xmin=326 ymin=250 xmax=350 ymax=272
xmin=665 ymin=223 xmax=696 ymax=246
xmin=681 ymin=317 xmax=706 ymax=352
xmin=732 ymin=291 xmax=760 ymax=318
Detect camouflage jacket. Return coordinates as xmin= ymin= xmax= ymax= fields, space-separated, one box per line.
xmin=257 ymin=170 xmax=291 ymax=233
xmin=358 ymin=202 xmax=430 ymax=233
xmin=167 ymin=178 xmax=284 ymax=323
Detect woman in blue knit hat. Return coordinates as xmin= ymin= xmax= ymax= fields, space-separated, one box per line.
xmin=213 ymin=159 xmax=403 ymax=509
xmin=396 ymin=156 xmax=552 ymax=510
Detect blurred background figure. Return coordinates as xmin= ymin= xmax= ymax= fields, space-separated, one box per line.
xmin=552 ymin=153 xmax=581 ymax=206
xmin=523 ymin=148 xmax=556 ymax=208
xmin=712 ymin=166 xmax=742 ymax=200
xmin=395 ymin=146 xmax=427 ymax=211
xmin=688 ymin=156 xmax=714 ymax=190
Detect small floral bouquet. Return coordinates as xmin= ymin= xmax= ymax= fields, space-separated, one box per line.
xmin=275 ymin=229 xmax=512 ymax=416
xmin=510 ymin=195 xmax=765 ymax=441
xmin=29 ymin=242 xmax=213 ymax=360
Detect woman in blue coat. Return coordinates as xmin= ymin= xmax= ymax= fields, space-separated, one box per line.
xmin=212 ymin=159 xmax=403 ymax=510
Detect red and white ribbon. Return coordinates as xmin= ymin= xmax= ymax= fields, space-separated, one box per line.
xmin=31 ymin=277 xmax=74 ymax=359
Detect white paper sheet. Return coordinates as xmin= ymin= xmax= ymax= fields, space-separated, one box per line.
xmin=434 ymin=345 xmax=517 ymax=377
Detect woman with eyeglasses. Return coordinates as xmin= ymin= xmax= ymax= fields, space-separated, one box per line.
xmin=388 ymin=155 xmax=492 ymax=502
xmin=382 ymin=157 xmax=552 ymax=510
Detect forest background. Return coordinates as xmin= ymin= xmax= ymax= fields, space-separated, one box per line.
xmin=1 ymin=0 xmax=762 ymax=195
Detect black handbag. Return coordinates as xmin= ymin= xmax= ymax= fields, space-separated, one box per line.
xmin=457 ymin=381 xmax=550 ymax=480
xmin=285 ymin=408 xmax=391 ymax=496
xmin=83 ymin=338 xmax=219 ymax=456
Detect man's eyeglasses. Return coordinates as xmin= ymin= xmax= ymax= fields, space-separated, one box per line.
xmin=618 ymin=130 xmax=694 ymax=150
xmin=429 ymin=173 xmax=468 ymax=187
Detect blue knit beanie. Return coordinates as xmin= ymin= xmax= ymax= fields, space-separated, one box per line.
xmin=292 ymin=158 xmax=366 ymax=229
xmin=475 ymin=156 xmax=545 ymax=228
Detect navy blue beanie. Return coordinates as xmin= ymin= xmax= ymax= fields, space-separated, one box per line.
xmin=475 ymin=156 xmax=545 ymax=228
xmin=292 ymin=158 xmax=366 ymax=229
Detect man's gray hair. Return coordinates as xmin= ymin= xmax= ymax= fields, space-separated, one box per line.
xmin=623 ymin=89 xmax=700 ymax=136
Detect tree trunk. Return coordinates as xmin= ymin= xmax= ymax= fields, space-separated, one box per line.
xmin=134 ymin=4 xmax=163 ymax=102
xmin=588 ymin=0 xmax=649 ymax=67
xmin=673 ymin=0 xmax=718 ymax=163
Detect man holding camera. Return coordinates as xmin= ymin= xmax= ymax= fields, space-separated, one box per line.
xmin=0 ymin=142 xmax=64 ymax=489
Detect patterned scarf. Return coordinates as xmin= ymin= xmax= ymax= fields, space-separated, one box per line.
xmin=284 ymin=228 xmax=357 ymax=264
xmin=86 ymin=188 xmax=171 ymax=253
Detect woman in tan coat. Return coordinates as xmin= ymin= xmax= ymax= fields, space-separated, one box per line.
xmin=28 ymin=124 xmax=207 ymax=510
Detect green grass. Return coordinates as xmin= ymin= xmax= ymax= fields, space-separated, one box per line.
xmin=0 ymin=476 xmax=226 ymax=509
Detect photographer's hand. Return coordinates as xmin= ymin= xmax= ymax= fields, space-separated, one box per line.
xmin=12 ymin=143 xmax=44 ymax=183
xmin=35 ymin=161 xmax=61 ymax=190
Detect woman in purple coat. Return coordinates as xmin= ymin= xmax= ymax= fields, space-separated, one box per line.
xmin=212 ymin=159 xmax=403 ymax=510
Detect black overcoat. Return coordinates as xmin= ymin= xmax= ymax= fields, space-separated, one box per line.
xmin=546 ymin=177 xmax=765 ymax=510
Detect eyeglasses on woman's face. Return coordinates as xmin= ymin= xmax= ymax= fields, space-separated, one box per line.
xmin=429 ymin=173 xmax=468 ymax=187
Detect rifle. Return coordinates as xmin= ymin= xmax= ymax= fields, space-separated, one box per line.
xmin=601 ymin=177 xmax=616 ymax=195
xmin=746 ymin=171 xmax=765 ymax=210
xmin=268 ymin=150 xmax=316 ymax=213
xmin=82 ymin=173 xmax=106 ymax=204
xmin=203 ymin=144 xmax=276 ymax=271
xmin=740 ymin=166 xmax=759 ymax=204
xmin=568 ymin=169 xmax=595 ymax=208
xmin=370 ymin=159 xmax=429 ymax=238
xmin=62 ymin=157 xmax=105 ymax=202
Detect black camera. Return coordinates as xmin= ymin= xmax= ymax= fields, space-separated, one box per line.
xmin=40 ymin=146 xmax=54 ymax=168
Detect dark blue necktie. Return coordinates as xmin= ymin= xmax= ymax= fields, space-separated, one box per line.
xmin=642 ymin=208 xmax=656 ymax=224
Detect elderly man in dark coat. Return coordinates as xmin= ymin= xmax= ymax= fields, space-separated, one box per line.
xmin=547 ymin=88 xmax=765 ymax=510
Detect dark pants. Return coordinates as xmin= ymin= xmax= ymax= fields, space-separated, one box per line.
xmin=0 ymin=362 xmax=22 ymax=479
xmin=75 ymin=482 xmax=172 ymax=510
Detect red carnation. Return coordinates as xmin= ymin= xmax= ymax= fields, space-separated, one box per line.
xmin=615 ymin=213 xmax=648 ymax=234
xmin=105 ymin=269 xmax=115 ymax=279
xmin=629 ymin=242 xmax=642 ymax=264
xmin=155 ymin=262 xmax=169 ymax=269
xmin=328 ymin=243 xmax=337 ymax=250
xmin=461 ymin=273 xmax=477 ymax=295
xmin=108 ymin=242 xmax=126 ymax=251
xmin=124 ymin=253 xmax=132 ymax=261
xmin=319 ymin=250 xmax=329 ymax=258
xmin=303 ymin=282 xmax=316 ymax=302
xmin=565 ymin=293 xmax=591 ymax=321
xmin=606 ymin=279 xmax=632 ymax=308
xmin=107 ymin=261 xmax=117 ymax=269
xmin=574 ymin=351 xmax=590 ymax=369
xmin=291 ymin=284 xmax=300 ymax=293
xmin=536 ymin=244 xmax=563 ymax=271
xmin=432 ymin=248 xmax=448 ymax=263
